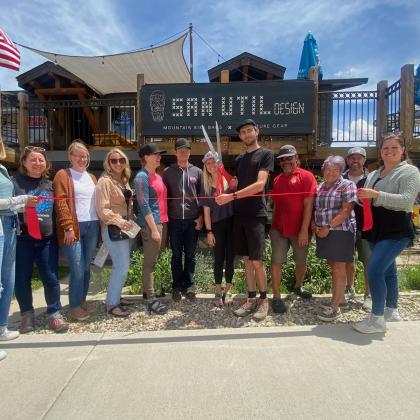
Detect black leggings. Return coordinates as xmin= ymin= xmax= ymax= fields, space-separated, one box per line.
xmin=211 ymin=216 xmax=235 ymax=285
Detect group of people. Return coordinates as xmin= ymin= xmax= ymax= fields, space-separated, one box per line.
xmin=0 ymin=118 xmax=418 ymax=361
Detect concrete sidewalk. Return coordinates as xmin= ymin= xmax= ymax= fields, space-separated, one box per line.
xmin=1 ymin=322 xmax=420 ymax=420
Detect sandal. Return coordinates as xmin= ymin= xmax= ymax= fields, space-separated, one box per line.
xmin=224 ymin=293 xmax=233 ymax=305
xmin=148 ymin=299 xmax=168 ymax=314
xmin=213 ymin=293 xmax=223 ymax=308
xmin=107 ymin=304 xmax=130 ymax=318
xmin=120 ymin=298 xmax=135 ymax=307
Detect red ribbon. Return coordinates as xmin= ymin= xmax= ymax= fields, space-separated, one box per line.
xmin=362 ymin=198 xmax=373 ymax=231
xmin=25 ymin=207 xmax=42 ymax=239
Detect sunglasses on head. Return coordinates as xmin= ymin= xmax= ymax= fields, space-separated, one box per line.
xmin=279 ymin=156 xmax=294 ymax=162
xmin=382 ymin=130 xmax=404 ymax=139
xmin=25 ymin=146 xmax=45 ymax=152
xmin=109 ymin=158 xmax=126 ymax=165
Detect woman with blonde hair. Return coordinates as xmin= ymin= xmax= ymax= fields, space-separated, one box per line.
xmin=0 ymin=137 xmax=39 ymax=360
xmin=199 ymin=151 xmax=235 ymax=308
xmin=95 ymin=148 xmax=134 ymax=317
xmin=53 ymin=140 xmax=100 ymax=321
xmin=13 ymin=147 xmax=68 ymax=333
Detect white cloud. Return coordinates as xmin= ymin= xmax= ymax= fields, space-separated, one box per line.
xmin=333 ymin=118 xmax=376 ymax=143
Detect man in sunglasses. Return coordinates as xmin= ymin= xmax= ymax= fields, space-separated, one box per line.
xmin=269 ymin=145 xmax=317 ymax=313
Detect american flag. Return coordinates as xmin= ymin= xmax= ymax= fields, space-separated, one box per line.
xmin=0 ymin=29 xmax=20 ymax=71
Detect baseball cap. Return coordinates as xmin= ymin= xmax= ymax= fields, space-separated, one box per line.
xmin=174 ymin=138 xmax=191 ymax=150
xmin=347 ymin=147 xmax=366 ymax=158
xmin=277 ymin=145 xmax=297 ymax=158
xmin=202 ymin=151 xmax=218 ymax=163
xmin=139 ymin=143 xmax=167 ymax=158
xmin=236 ymin=119 xmax=256 ymax=132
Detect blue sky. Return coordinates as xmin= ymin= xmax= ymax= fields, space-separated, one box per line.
xmin=0 ymin=0 xmax=418 ymax=93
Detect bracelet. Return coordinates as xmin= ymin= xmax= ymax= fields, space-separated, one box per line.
xmin=206 ymin=229 xmax=212 ymax=234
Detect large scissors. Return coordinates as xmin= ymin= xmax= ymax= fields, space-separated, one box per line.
xmin=201 ymin=123 xmax=236 ymax=195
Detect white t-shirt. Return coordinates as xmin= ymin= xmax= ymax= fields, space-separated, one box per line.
xmin=348 ymin=174 xmax=365 ymax=184
xmin=70 ymin=168 xmax=99 ymax=222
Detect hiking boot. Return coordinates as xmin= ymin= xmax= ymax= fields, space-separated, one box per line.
xmin=362 ymin=294 xmax=372 ymax=311
xmin=253 ymin=298 xmax=268 ymax=321
xmin=384 ymin=307 xmax=401 ymax=322
xmin=148 ymin=299 xmax=168 ymax=314
xmin=344 ymin=285 xmax=356 ymax=299
xmin=48 ymin=314 xmax=69 ymax=333
xmin=233 ymin=298 xmax=257 ymax=317
xmin=272 ymin=298 xmax=287 ymax=314
xmin=172 ymin=290 xmax=182 ymax=301
xmin=81 ymin=301 xmax=96 ymax=313
xmin=294 ymin=287 xmax=312 ymax=299
xmin=69 ymin=307 xmax=90 ymax=321
xmin=354 ymin=313 xmax=387 ymax=334
xmin=0 ymin=350 xmax=6 ymax=361
xmin=0 ymin=327 xmax=19 ymax=341
xmin=186 ymin=288 xmax=196 ymax=300
xmin=320 ymin=301 xmax=349 ymax=310
xmin=317 ymin=307 xmax=341 ymax=322
xmin=19 ymin=312 xmax=35 ymax=334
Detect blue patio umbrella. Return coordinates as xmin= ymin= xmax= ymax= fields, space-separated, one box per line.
xmin=415 ymin=64 xmax=420 ymax=106
xmin=297 ymin=32 xmax=323 ymax=81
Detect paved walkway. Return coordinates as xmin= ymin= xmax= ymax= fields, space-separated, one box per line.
xmin=1 ymin=322 xmax=420 ymax=419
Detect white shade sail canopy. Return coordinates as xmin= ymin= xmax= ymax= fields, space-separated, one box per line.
xmin=22 ymin=34 xmax=190 ymax=95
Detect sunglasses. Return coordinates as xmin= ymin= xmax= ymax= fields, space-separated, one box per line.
xmin=279 ymin=156 xmax=294 ymax=162
xmin=109 ymin=158 xmax=126 ymax=165
xmin=25 ymin=146 xmax=45 ymax=152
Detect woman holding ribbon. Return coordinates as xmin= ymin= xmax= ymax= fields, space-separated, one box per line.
xmin=53 ymin=141 xmax=100 ymax=321
xmin=354 ymin=131 xmax=420 ymax=334
xmin=0 ymin=137 xmax=39 ymax=360
xmin=199 ymin=151 xmax=235 ymax=309
xmin=312 ymin=155 xmax=357 ymax=322
xmin=13 ymin=147 xmax=69 ymax=333
xmin=95 ymin=149 xmax=134 ymax=318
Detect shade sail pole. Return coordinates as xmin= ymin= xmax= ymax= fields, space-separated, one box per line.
xmin=189 ymin=22 xmax=193 ymax=83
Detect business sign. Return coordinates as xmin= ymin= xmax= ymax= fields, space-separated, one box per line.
xmin=141 ymin=80 xmax=314 ymax=136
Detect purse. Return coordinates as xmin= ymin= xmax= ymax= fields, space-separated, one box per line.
xmin=108 ymin=186 xmax=131 ymax=241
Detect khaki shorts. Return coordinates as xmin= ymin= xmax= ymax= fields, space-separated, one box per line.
xmin=270 ymin=229 xmax=309 ymax=265
xmin=355 ymin=230 xmax=371 ymax=264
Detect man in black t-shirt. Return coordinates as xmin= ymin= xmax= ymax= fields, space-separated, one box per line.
xmin=216 ymin=119 xmax=274 ymax=321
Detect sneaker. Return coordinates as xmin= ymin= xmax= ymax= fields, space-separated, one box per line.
xmin=172 ymin=290 xmax=182 ymax=301
xmin=48 ymin=314 xmax=69 ymax=333
xmin=186 ymin=288 xmax=196 ymax=300
xmin=0 ymin=327 xmax=19 ymax=341
xmin=253 ymin=298 xmax=268 ymax=321
xmin=81 ymin=301 xmax=96 ymax=313
xmin=148 ymin=299 xmax=168 ymax=314
xmin=69 ymin=307 xmax=90 ymax=321
xmin=344 ymin=285 xmax=356 ymax=299
xmin=233 ymin=298 xmax=257 ymax=317
xmin=0 ymin=350 xmax=6 ymax=361
xmin=384 ymin=307 xmax=401 ymax=322
xmin=317 ymin=307 xmax=341 ymax=322
xmin=19 ymin=312 xmax=35 ymax=334
xmin=320 ymin=301 xmax=349 ymax=310
xmin=362 ymin=294 xmax=372 ymax=311
xmin=272 ymin=298 xmax=287 ymax=314
xmin=354 ymin=313 xmax=387 ymax=334
xmin=294 ymin=287 xmax=312 ymax=299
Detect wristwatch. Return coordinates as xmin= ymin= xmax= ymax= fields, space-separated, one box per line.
xmin=232 ymin=192 xmax=237 ymax=200
xmin=326 ymin=224 xmax=333 ymax=230
xmin=64 ymin=228 xmax=73 ymax=232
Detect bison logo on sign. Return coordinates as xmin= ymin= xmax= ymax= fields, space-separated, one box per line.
xmin=150 ymin=90 xmax=165 ymax=122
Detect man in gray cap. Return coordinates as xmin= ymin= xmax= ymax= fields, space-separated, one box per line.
xmin=269 ymin=145 xmax=317 ymax=313
xmin=342 ymin=147 xmax=371 ymax=310
xmin=162 ymin=139 xmax=203 ymax=300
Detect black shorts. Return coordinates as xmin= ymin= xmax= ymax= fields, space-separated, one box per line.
xmin=233 ymin=215 xmax=267 ymax=260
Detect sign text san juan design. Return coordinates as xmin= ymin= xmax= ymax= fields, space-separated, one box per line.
xmin=141 ymin=81 xmax=314 ymax=136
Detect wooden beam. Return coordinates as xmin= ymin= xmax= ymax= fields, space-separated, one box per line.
xmin=266 ymin=73 xmax=273 ymax=80
xmin=242 ymin=65 xmax=249 ymax=82
xmin=376 ymin=80 xmax=388 ymax=157
xmin=17 ymin=92 xmax=29 ymax=151
xmin=220 ymin=70 xmax=229 ymax=84
xmin=76 ymin=92 xmax=98 ymax=135
xmin=29 ymin=81 xmax=47 ymax=101
xmin=400 ymin=64 xmax=415 ymax=150
xmin=308 ymin=66 xmax=319 ymax=154
xmin=34 ymin=88 xmax=87 ymax=96
xmin=48 ymin=72 xmax=73 ymax=89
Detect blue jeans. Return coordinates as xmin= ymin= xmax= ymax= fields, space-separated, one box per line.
xmin=0 ymin=216 xmax=17 ymax=328
xmin=61 ymin=220 xmax=100 ymax=309
xmin=367 ymin=238 xmax=410 ymax=316
xmin=168 ymin=218 xmax=200 ymax=291
xmin=102 ymin=225 xmax=132 ymax=306
xmin=15 ymin=236 xmax=62 ymax=315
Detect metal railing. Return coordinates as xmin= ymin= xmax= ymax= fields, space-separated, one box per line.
xmin=27 ymin=98 xmax=137 ymax=150
xmin=0 ymin=93 xmax=19 ymax=146
xmin=318 ymin=91 xmax=377 ymax=145
xmin=385 ymin=79 xmax=401 ymax=132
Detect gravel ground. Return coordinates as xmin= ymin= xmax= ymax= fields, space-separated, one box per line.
xmin=24 ymin=294 xmax=420 ymax=334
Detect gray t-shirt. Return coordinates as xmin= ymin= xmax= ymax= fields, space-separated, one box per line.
xmin=199 ymin=187 xmax=234 ymax=224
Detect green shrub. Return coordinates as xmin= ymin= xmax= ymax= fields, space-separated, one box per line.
xmin=90 ymin=268 xmax=112 ymax=293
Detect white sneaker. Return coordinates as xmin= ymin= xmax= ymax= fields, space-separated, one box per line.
xmin=384 ymin=307 xmax=401 ymax=322
xmin=0 ymin=327 xmax=19 ymax=341
xmin=0 ymin=350 xmax=7 ymax=361
xmin=353 ymin=314 xmax=387 ymax=334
